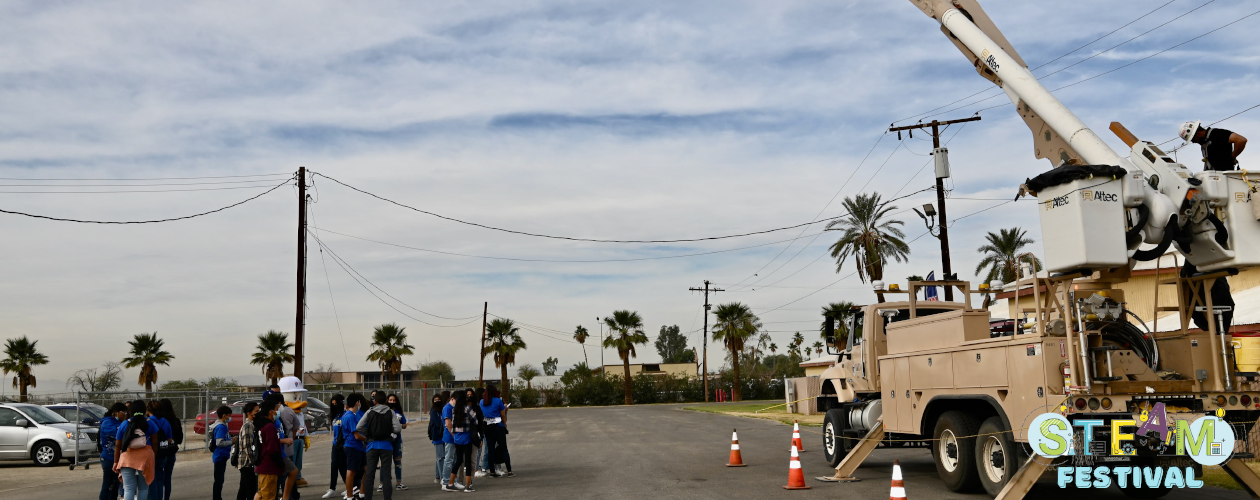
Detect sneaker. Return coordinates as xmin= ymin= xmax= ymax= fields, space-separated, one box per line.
xmin=454 ymin=481 xmax=466 ymax=490
xmin=442 ymin=485 xmax=459 ymax=492
xmin=434 ymin=478 xmax=441 ymax=484
xmin=322 ymin=489 xmax=339 ymax=499
xmin=297 ymin=478 xmax=310 ymax=487
xmin=396 ymin=483 xmax=408 ymax=491
xmin=505 ymin=472 xmax=515 ymax=478
xmin=474 ymin=470 xmax=488 ymax=478
xmin=376 ymin=484 xmax=383 ymax=491
xmin=464 ymin=486 xmax=476 ymax=493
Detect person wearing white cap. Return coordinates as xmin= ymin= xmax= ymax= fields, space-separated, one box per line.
xmin=1180 ymin=120 xmax=1247 ymax=171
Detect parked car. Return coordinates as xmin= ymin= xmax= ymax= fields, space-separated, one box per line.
xmin=222 ymin=397 xmax=328 ymax=431
xmin=44 ymin=403 xmax=108 ymax=427
xmin=0 ymin=403 xmax=95 ymax=466
xmin=193 ymin=403 xmax=245 ymax=436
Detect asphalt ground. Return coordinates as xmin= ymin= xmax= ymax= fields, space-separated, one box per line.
xmin=0 ymin=402 xmax=1251 ymax=499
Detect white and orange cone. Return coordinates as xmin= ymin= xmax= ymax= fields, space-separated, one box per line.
xmin=791 ymin=420 xmax=805 ymax=452
xmin=783 ymin=445 xmax=811 ymax=490
xmin=727 ymin=429 xmax=746 ymax=467
xmin=889 ymin=459 xmax=906 ymax=500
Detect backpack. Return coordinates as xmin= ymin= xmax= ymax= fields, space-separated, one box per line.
xmin=125 ymin=423 xmax=148 ymax=450
xmin=331 ymin=416 xmax=345 ymax=449
xmin=365 ymin=410 xmax=393 ymax=441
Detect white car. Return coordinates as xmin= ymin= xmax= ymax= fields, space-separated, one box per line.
xmin=0 ymin=403 xmax=95 ymax=466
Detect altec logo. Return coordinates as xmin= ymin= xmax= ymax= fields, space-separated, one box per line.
xmin=1045 ymin=194 xmax=1070 ymax=211
xmin=1082 ymin=190 xmax=1119 ymax=202
xmin=1027 ymin=403 xmax=1236 ymax=489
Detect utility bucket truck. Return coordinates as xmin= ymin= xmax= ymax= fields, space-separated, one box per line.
xmin=814 ymin=2 xmax=1260 ymax=499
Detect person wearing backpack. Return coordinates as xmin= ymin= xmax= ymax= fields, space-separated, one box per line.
xmin=210 ymin=406 xmax=234 ymax=500
xmin=427 ymin=392 xmax=447 ymax=485
xmin=144 ymin=400 xmax=176 ymax=500
xmin=255 ymin=400 xmax=287 ymax=500
xmin=114 ymin=400 xmax=157 ymax=500
xmin=341 ymin=393 xmax=367 ymax=500
xmin=99 ymin=402 xmax=127 ymax=500
xmin=444 ymin=390 xmax=477 ymax=493
xmin=236 ymin=402 xmax=261 ymax=500
xmin=322 ymin=394 xmax=347 ymax=499
xmin=357 ymin=392 xmax=401 ymax=500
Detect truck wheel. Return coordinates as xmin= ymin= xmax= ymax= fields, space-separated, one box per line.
xmin=975 ymin=416 xmax=1017 ymax=497
xmin=933 ymin=411 xmax=981 ymax=492
xmin=823 ymin=408 xmax=848 ymax=467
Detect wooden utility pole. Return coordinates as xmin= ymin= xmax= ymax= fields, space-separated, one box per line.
xmin=888 ymin=116 xmax=980 ymax=301
xmin=478 ymin=302 xmax=488 ymax=388
xmin=688 ymin=280 xmax=723 ymax=402
xmin=294 ymin=166 xmax=307 ymax=377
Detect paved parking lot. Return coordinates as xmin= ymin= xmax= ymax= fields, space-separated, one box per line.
xmin=0 ymin=403 xmax=1250 ymax=499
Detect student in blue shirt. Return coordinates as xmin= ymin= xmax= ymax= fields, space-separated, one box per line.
xmin=322 ymin=394 xmax=346 ymax=500
xmin=480 ymin=384 xmax=513 ymax=477
xmin=427 ymin=392 xmax=448 ymax=486
xmin=341 ymin=394 xmax=367 ymax=499
xmin=146 ymin=400 xmax=176 ymax=500
xmin=98 ymin=403 xmax=127 ymax=500
xmin=443 ymin=391 xmax=477 ymax=493
xmin=440 ymin=394 xmax=459 ymax=491
xmin=381 ymin=394 xmax=408 ymax=492
xmin=357 ymin=392 xmax=401 ymax=500
xmin=210 ymin=406 xmax=233 ymax=500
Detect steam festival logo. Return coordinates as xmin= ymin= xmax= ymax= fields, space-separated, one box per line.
xmin=1027 ymin=403 xmax=1236 ymax=489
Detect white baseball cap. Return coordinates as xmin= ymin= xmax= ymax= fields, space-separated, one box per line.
xmin=278 ymin=376 xmax=307 ymax=393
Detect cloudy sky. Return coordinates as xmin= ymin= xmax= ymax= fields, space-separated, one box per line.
xmin=2 ymin=0 xmax=1258 ymax=394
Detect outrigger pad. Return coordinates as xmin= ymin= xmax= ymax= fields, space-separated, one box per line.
xmin=814 ymin=476 xmax=860 ymax=482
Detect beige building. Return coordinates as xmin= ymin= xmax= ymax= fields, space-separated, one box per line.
xmin=600 ymin=362 xmax=697 ymax=378
xmin=799 ymin=355 xmax=838 ymax=377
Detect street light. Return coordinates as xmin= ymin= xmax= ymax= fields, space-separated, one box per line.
xmin=913 ymin=203 xmax=940 ymax=237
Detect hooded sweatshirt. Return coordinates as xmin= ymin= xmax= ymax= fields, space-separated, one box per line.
xmin=356 ymin=404 xmax=402 ymax=452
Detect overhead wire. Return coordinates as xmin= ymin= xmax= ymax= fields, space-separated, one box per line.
xmin=0 ymin=177 xmax=293 ymax=224
xmin=0 ymin=185 xmax=294 ymax=194
xmin=0 ymin=172 xmax=294 ymax=181
xmin=309 ymin=202 xmax=353 ymax=369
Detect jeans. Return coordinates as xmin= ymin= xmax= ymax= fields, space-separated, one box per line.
xmin=148 ymin=454 xmax=175 ymax=500
xmin=212 ymin=460 xmax=228 ymax=500
xmin=121 ymin=467 xmax=149 ymax=500
xmin=379 ymin=439 xmax=403 ymax=485
xmin=293 ymin=439 xmax=305 ymax=479
xmin=486 ymin=425 xmax=512 ymax=472
xmin=441 ymin=443 xmax=457 ymax=485
xmin=100 ymin=459 xmax=121 ymax=500
xmin=362 ymin=449 xmax=393 ymax=500
xmin=329 ymin=446 xmax=346 ymax=490
xmin=480 ymin=435 xmax=493 ymax=471
xmin=237 ymin=467 xmax=257 ymax=500
xmin=433 ymin=443 xmax=445 ymax=481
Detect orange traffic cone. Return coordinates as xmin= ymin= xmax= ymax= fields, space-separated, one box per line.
xmin=727 ymin=429 xmax=746 ymax=467
xmin=792 ymin=420 xmax=805 ymax=452
xmin=889 ymin=459 xmax=906 ymax=500
xmin=783 ymin=445 xmax=811 ymax=490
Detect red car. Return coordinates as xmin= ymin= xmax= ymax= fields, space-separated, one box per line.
xmin=193 ymin=403 xmax=245 ymax=436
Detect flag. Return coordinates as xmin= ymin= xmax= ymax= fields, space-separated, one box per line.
xmin=925 ymin=271 xmax=939 ymax=301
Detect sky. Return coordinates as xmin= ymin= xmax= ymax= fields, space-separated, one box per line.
xmin=1 ymin=0 xmax=1258 ymax=395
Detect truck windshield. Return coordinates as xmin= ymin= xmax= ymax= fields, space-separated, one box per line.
xmin=884 ymin=308 xmax=953 ymax=326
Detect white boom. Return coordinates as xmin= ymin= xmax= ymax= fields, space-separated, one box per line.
xmin=909 ymin=0 xmax=1257 ymax=274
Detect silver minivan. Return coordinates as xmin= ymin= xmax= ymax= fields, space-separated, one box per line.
xmin=0 ymin=403 xmax=95 ymax=466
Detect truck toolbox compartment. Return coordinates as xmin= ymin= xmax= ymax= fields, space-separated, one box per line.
xmin=952 ymin=347 xmax=1008 ymax=388
xmin=886 ymin=310 xmax=992 ymax=355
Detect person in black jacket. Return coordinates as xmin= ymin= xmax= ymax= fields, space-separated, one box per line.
xmin=427 ymin=392 xmax=447 ymax=485
xmin=1181 ymin=120 xmax=1248 ymax=171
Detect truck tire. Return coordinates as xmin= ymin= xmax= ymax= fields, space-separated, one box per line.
xmin=933 ymin=411 xmax=981 ymax=492
xmin=823 ymin=408 xmax=848 ymax=467
xmin=975 ymin=416 xmax=1017 ymax=497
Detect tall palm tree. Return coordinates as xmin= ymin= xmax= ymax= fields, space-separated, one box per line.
xmin=485 ymin=318 xmax=527 ymax=403
xmin=827 ymin=192 xmax=910 ymax=302
xmin=819 ymin=301 xmax=856 ymax=343
xmin=1 ymin=336 xmax=48 ymax=402
xmin=975 ymin=227 xmax=1041 ymax=285
xmin=790 ymin=332 xmax=805 ymax=361
xmin=573 ymin=325 xmax=590 ymax=369
xmin=250 ymin=330 xmax=294 ymax=385
xmin=121 ymin=332 xmax=174 ymax=396
xmin=711 ymin=302 xmax=762 ymax=402
xmin=367 ymin=323 xmax=415 ymax=388
xmin=602 ymin=310 xmax=649 ymax=405
xmin=812 ymin=341 xmax=824 ymax=356
xmin=517 ymin=364 xmax=540 ymax=390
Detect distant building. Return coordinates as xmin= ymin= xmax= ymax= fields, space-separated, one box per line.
xmin=599 ymin=362 xmax=697 ymax=378
xmin=303 ymin=370 xmax=435 ymax=388
xmin=798 ymin=355 xmax=837 ymax=377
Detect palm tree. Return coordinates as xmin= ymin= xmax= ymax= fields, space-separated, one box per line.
xmin=573 ymin=325 xmax=590 ymax=369
xmin=602 ymin=310 xmax=649 ymax=405
xmin=517 ymin=364 xmax=541 ymax=390
xmin=790 ymin=332 xmax=805 ymax=361
xmin=485 ymin=318 xmax=527 ymax=403
xmin=805 ymin=347 xmax=813 ymax=358
xmin=1 ymin=336 xmax=49 ymax=402
xmin=975 ymin=227 xmax=1041 ymax=286
xmin=711 ymin=302 xmax=762 ymax=402
xmin=906 ymin=275 xmax=925 ymax=299
xmin=366 ymin=323 xmax=415 ymax=388
xmin=812 ymin=341 xmax=824 ymax=356
xmin=819 ymin=301 xmax=856 ymax=343
xmin=121 ymin=333 xmax=174 ymax=396
xmin=250 ymin=330 xmax=294 ymax=386
xmin=827 ymin=192 xmax=910 ymax=302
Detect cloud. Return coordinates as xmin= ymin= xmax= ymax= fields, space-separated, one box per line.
xmin=0 ymin=0 xmax=1257 ymax=393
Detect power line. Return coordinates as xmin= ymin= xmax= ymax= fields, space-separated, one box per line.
xmin=309 ymin=233 xmax=483 ymax=327
xmin=313 ymin=227 xmax=830 ymax=263
xmin=0 ymin=179 xmax=292 ymax=187
xmin=315 ymin=171 xmax=859 ymax=244
xmin=309 ymin=204 xmax=352 ymax=370
xmin=0 ymin=172 xmax=294 ymax=181
xmin=0 ymin=177 xmax=293 ymax=224
xmin=0 ymin=184 xmax=292 ymax=194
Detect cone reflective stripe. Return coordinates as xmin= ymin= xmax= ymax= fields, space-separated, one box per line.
xmin=783 ymin=445 xmax=811 ymax=490
xmin=791 ymin=420 xmax=805 ymax=452
xmin=889 ymin=459 xmax=906 ymax=500
xmin=727 ymin=429 xmax=746 ymax=467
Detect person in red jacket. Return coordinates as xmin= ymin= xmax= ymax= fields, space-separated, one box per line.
xmin=255 ymin=400 xmax=286 ymax=500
